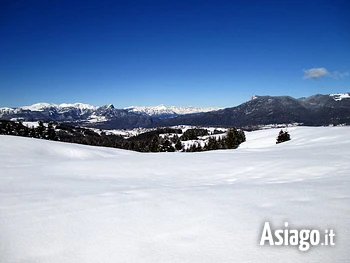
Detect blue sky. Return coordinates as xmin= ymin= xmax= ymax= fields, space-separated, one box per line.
xmin=1 ymin=0 xmax=349 ymax=108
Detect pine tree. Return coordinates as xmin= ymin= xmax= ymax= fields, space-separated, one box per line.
xmin=225 ymin=128 xmax=238 ymax=149
xmin=206 ymin=137 xmax=219 ymax=150
xmin=150 ymin=136 xmax=160 ymax=152
xmin=36 ymin=121 xmax=46 ymax=139
xmin=276 ymin=130 xmax=291 ymax=144
xmin=175 ymin=139 xmax=183 ymax=151
xmin=171 ymin=134 xmax=179 ymax=143
xmin=161 ymin=139 xmax=174 ymax=152
xmin=5 ymin=122 xmax=12 ymax=135
xmin=29 ymin=126 xmax=36 ymax=137
xmin=15 ymin=120 xmax=27 ymax=136
xmin=46 ymin=122 xmax=57 ymax=140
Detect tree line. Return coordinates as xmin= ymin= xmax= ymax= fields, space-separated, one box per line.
xmin=0 ymin=120 xmax=246 ymax=152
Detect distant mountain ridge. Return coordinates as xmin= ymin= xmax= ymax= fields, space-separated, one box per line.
xmin=0 ymin=103 xmax=219 ymax=129
xmin=20 ymin=102 xmax=97 ymax=111
xmin=124 ymin=104 xmax=221 ymax=118
xmin=0 ymin=103 xmax=155 ymax=129
xmin=1 ymin=93 xmax=349 ymax=128
xmin=156 ymin=93 xmax=350 ymax=127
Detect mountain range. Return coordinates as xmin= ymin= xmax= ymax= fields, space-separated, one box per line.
xmin=157 ymin=93 xmax=350 ymax=128
xmin=1 ymin=93 xmax=349 ymax=129
xmin=0 ymin=103 xmax=218 ymax=129
xmin=125 ymin=105 xmax=220 ymax=119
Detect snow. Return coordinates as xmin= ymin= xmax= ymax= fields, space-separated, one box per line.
xmin=0 ymin=107 xmax=15 ymax=113
xmin=1 ymin=103 xmax=217 ymax=120
xmin=98 ymin=127 xmax=158 ymax=138
xmin=87 ymin=115 xmax=107 ymax=123
xmin=16 ymin=102 xmax=97 ymax=112
xmin=1 ymin=126 xmax=350 ymax=262
xmin=20 ymin=102 xmax=54 ymax=111
xmin=329 ymin=93 xmax=350 ymax=101
xmin=22 ymin=121 xmax=44 ymax=128
xmin=125 ymin=104 xmax=221 ymax=116
xmin=0 ymin=107 xmax=16 ymax=117
xmin=58 ymin=103 xmax=97 ymax=110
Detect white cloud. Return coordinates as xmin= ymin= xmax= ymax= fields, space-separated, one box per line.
xmin=303 ymin=67 xmax=349 ymax=80
xmin=303 ymin=68 xmax=329 ymax=79
xmin=331 ymin=71 xmax=349 ymax=79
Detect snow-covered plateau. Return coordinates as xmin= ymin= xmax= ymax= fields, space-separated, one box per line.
xmin=1 ymin=126 xmax=349 ymax=262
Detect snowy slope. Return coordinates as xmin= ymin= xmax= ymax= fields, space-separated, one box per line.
xmin=1 ymin=126 xmax=350 ymax=262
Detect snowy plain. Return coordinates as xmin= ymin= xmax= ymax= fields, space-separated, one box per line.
xmin=1 ymin=126 xmax=349 ymax=262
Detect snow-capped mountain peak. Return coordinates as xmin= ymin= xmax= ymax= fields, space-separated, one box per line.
xmin=18 ymin=102 xmax=97 ymax=111
xmin=125 ymin=105 xmax=221 ymax=117
xmin=0 ymin=102 xmax=220 ymax=124
xmin=58 ymin=103 xmax=97 ymax=110
xmin=0 ymin=102 xmax=98 ymax=119
xmin=168 ymin=105 xmax=221 ymax=115
xmin=21 ymin=102 xmax=55 ymax=111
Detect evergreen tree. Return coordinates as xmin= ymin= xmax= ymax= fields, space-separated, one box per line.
xmin=15 ymin=120 xmax=26 ymax=136
xmin=196 ymin=143 xmax=203 ymax=152
xmin=276 ymin=130 xmax=291 ymax=144
xmin=206 ymin=137 xmax=219 ymax=150
xmin=171 ymin=134 xmax=179 ymax=143
xmin=224 ymin=128 xmax=246 ymax=149
xmin=160 ymin=139 xmax=172 ymax=152
xmin=36 ymin=121 xmax=46 ymax=139
xmin=46 ymin=122 xmax=57 ymax=140
xmin=150 ymin=136 xmax=160 ymax=152
xmin=129 ymin=141 xmax=136 ymax=151
xmin=29 ymin=126 xmax=36 ymax=138
xmin=5 ymin=122 xmax=12 ymax=135
xmin=175 ymin=139 xmax=183 ymax=151
xmin=225 ymin=128 xmax=238 ymax=149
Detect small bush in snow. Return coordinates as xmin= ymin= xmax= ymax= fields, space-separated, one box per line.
xmin=276 ymin=130 xmax=291 ymax=144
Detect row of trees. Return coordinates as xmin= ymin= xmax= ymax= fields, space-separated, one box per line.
xmin=125 ymin=127 xmax=246 ymax=152
xmin=184 ymin=128 xmax=246 ymax=152
xmin=0 ymin=120 xmax=247 ymax=152
xmin=0 ymin=120 xmax=57 ymax=140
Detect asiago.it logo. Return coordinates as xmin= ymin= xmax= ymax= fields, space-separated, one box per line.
xmin=260 ymin=222 xmax=335 ymax=251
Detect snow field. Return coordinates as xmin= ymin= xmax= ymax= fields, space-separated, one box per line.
xmin=1 ymin=126 xmax=350 ymax=262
